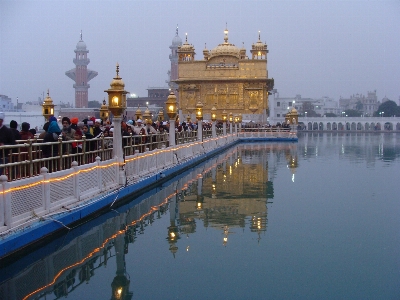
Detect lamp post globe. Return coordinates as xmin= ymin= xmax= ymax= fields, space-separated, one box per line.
xmin=196 ymin=101 xmax=203 ymax=121
xmin=165 ymin=91 xmax=177 ymax=146
xmin=222 ymin=110 xmax=227 ymax=123
xmin=211 ymin=106 xmax=217 ymax=122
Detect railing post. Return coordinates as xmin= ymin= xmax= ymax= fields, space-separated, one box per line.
xmin=72 ymin=161 xmax=80 ymax=200
xmin=41 ymin=167 xmax=50 ymax=211
xmin=28 ymin=140 xmax=33 ymax=177
xmin=0 ymin=175 xmax=5 ymax=228
xmin=58 ymin=136 xmax=63 ymax=171
xmin=82 ymin=136 xmax=86 ymax=165
xmin=1 ymin=175 xmax=11 ymax=227
xmin=96 ymin=156 xmax=102 ymax=191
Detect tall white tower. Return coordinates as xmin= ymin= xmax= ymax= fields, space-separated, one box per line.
xmin=65 ymin=32 xmax=98 ymax=108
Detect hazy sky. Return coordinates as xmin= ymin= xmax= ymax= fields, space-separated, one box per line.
xmin=1 ymin=0 xmax=399 ymax=106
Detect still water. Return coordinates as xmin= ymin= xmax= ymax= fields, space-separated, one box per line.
xmin=1 ymin=133 xmax=399 ymax=300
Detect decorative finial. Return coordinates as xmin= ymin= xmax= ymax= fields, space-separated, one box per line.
xmin=103 ymin=98 xmax=106 ymax=105
xmin=185 ymin=33 xmax=188 ymax=43
xmin=116 ymin=63 xmax=120 ymax=78
xmin=258 ymin=30 xmax=261 ymax=41
xmin=224 ymin=23 xmax=229 ymax=43
xmin=176 ymin=24 xmax=178 ymax=36
xmin=205 ymin=43 xmax=207 ymax=49
xmin=47 ymin=89 xmax=49 ymax=97
xmin=80 ymin=30 xmax=82 ymax=41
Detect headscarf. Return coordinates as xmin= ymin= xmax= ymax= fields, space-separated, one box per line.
xmin=47 ymin=121 xmax=61 ymax=134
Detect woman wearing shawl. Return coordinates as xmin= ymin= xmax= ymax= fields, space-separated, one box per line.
xmin=42 ymin=121 xmax=62 ymax=158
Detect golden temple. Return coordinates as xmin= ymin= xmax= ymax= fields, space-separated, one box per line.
xmin=174 ymin=27 xmax=274 ymax=123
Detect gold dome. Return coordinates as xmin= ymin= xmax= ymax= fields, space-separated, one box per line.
xmin=179 ymin=33 xmax=195 ymax=52
xmin=209 ymin=27 xmax=240 ymax=59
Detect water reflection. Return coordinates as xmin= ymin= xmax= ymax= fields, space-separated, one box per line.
xmin=1 ymin=133 xmax=399 ymax=299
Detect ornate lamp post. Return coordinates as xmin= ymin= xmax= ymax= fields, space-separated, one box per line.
xmin=222 ymin=110 xmax=227 ymax=135
xmin=238 ymin=113 xmax=242 ymax=133
xmin=157 ymin=110 xmax=164 ymax=123
xmin=143 ymin=106 xmax=152 ymax=125
xmin=42 ymin=89 xmax=55 ymax=122
xmin=135 ymin=105 xmax=142 ymax=121
xmin=234 ymin=114 xmax=239 ymax=134
xmin=165 ymin=91 xmax=177 ymax=146
xmin=104 ymin=63 xmax=128 ymax=186
xmin=229 ymin=112 xmax=233 ymax=134
xmin=211 ymin=106 xmax=217 ymax=137
xmin=196 ymin=101 xmax=203 ymax=141
xmin=99 ymin=98 xmax=109 ymax=124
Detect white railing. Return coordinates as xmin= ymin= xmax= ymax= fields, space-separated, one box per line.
xmin=0 ymin=134 xmax=237 ymax=233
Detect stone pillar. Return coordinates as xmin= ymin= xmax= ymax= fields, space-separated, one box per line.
xmin=212 ymin=121 xmax=216 ymax=138
xmin=197 ymin=120 xmax=203 ymax=141
xmin=169 ymin=120 xmax=176 ymax=146
xmin=223 ymin=123 xmax=227 ymax=135
xmin=112 ymin=116 xmax=126 ymax=185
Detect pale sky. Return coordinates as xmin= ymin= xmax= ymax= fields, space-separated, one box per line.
xmin=1 ymin=0 xmax=399 ymax=106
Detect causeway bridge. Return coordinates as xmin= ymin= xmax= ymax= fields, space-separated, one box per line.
xmin=295 ymin=116 xmax=400 ymax=131
xmin=0 ymin=125 xmax=297 ymax=258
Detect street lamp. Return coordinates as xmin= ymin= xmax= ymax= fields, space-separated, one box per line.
xmin=42 ymin=89 xmax=55 ymax=122
xmin=196 ymin=101 xmax=203 ymax=121
xmin=143 ymin=106 xmax=152 ymax=125
xmin=135 ymin=105 xmax=142 ymax=121
xmin=196 ymin=101 xmax=203 ymax=141
xmin=211 ymin=106 xmax=217 ymax=137
xmin=157 ymin=110 xmax=164 ymax=122
xmin=99 ymin=98 xmax=109 ymax=123
xmin=229 ymin=112 xmax=233 ymax=134
xmin=165 ymin=91 xmax=177 ymax=146
xmin=222 ymin=110 xmax=227 ymax=135
xmin=104 ymin=63 xmax=128 ymax=186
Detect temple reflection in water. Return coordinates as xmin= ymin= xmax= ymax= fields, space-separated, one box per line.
xmin=0 ymin=143 xmax=298 ymax=300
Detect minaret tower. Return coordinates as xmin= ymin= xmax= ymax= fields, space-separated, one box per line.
xmin=167 ymin=25 xmax=182 ymax=92
xmin=65 ymin=31 xmax=98 ymax=108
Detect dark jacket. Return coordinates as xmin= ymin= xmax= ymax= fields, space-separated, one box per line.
xmin=0 ymin=125 xmax=16 ymax=158
xmin=42 ymin=122 xmax=62 ymax=157
xmin=10 ymin=128 xmax=21 ymax=141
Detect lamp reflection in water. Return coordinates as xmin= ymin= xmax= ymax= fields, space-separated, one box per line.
xmin=285 ymin=143 xmax=299 ymax=182
xmin=196 ymin=174 xmax=204 ymax=209
xmin=167 ymin=186 xmax=181 ymax=257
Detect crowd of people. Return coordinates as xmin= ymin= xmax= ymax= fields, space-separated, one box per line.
xmin=0 ymin=113 xmax=220 ymax=160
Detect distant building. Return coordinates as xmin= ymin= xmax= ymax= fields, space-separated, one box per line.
xmin=0 ymin=95 xmax=14 ymax=111
xmin=269 ymin=91 xmax=340 ymax=123
xmin=167 ymin=25 xmax=182 ymax=93
xmin=127 ymin=88 xmax=170 ymax=109
xmin=65 ymin=32 xmax=98 ymax=108
xmin=339 ymin=90 xmax=378 ymax=116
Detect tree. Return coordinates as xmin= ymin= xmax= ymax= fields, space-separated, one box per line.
xmin=88 ymin=100 xmax=101 ymax=108
xmin=374 ymin=100 xmax=399 ymax=117
xmin=355 ymin=101 xmax=363 ymax=112
xmin=302 ymin=101 xmax=319 ymax=117
xmin=325 ymin=113 xmax=337 ymax=117
xmin=344 ymin=109 xmax=361 ymax=117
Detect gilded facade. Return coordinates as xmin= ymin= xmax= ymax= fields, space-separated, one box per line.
xmin=174 ymin=28 xmax=274 ymax=122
